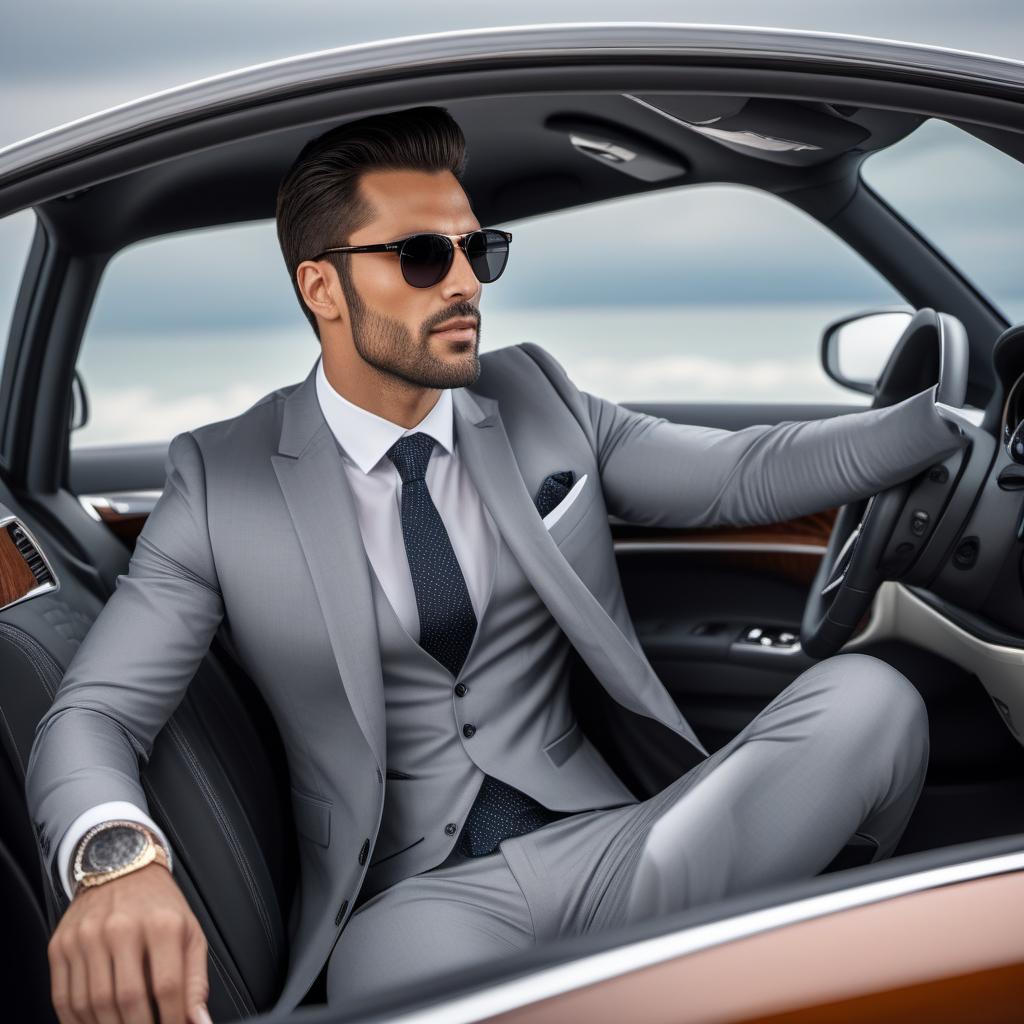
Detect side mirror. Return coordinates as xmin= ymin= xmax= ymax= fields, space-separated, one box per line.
xmin=70 ymin=369 xmax=89 ymax=431
xmin=820 ymin=309 xmax=913 ymax=394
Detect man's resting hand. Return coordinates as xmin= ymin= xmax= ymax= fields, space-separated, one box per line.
xmin=47 ymin=863 xmax=211 ymax=1024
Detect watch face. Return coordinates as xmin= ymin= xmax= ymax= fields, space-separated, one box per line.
xmin=83 ymin=826 xmax=147 ymax=873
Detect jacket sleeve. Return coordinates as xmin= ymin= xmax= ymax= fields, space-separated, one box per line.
xmin=25 ymin=430 xmax=225 ymax=889
xmin=519 ymin=342 xmax=969 ymax=528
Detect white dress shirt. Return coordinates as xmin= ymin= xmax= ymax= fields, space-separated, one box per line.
xmin=313 ymin=353 xmax=497 ymax=637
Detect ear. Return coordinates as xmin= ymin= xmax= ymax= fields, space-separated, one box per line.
xmin=296 ymin=259 xmax=346 ymax=326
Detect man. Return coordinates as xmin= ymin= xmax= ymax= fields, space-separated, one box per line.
xmin=26 ymin=104 xmax=968 ymax=1024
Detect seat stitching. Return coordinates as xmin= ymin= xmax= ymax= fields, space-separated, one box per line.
xmin=208 ymin=941 xmax=253 ymax=1018
xmin=0 ymin=624 xmax=61 ymax=700
xmin=146 ymin=787 xmax=257 ymax=1017
xmin=0 ymin=704 xmax=25 ymax=775
xmin=166 ymin=717 xmax=279 ymax=962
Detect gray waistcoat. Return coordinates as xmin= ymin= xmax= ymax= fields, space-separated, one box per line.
xmin=359 ymin=507 xmax=639 ymax=902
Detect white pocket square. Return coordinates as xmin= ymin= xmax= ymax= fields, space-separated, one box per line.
xmin=543 ymin=473 xmax=588 ymax=530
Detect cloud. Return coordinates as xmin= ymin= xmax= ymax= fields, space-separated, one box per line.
xmin=70 ymin=381 xmax=271 ymax=447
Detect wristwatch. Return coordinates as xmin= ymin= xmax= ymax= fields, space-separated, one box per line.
xmin=71 ymin=820 xmax=170 ymax=897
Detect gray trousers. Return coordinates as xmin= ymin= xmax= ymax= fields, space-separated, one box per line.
xmin=326 ymin=653 xmax=929 ymax=1005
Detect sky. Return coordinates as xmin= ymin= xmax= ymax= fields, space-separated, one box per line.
xmin=3 ymin=2 xmax=1024 ymax=148
xmin=2 ymin=3 xmax=1023 ymax=446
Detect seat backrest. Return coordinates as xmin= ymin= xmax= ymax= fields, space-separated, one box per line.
xmin=0 ymin=491 xmax=300 ymax=1019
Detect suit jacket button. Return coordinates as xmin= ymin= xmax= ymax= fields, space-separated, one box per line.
xmin=463 ymin=723 xmax=476 ymax=738
xmin=358 ymin=838 xmax=369 ymax=865
xmin=454 ymin=683 xmax=468 ymax=697
xmin=334 ymin=899 xmax=349 ymax=927
xmin=444 ymin=823 xmax=457 ymax=836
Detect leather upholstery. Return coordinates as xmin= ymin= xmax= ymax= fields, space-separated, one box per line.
xmin=0 ymin=502 xmax=299 ymax=1019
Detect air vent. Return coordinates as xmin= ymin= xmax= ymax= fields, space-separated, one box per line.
xmin=8 ymin=522 xmax=55 ymax=587
xmin=0 ymin=516 xmax=59 ymax=612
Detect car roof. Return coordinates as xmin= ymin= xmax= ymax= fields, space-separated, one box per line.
xmin=2 ymin=23 xmax=1023 ymax=253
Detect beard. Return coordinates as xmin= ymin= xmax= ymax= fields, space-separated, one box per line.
xmin=340 ymin=266 xmax=481 ymax=390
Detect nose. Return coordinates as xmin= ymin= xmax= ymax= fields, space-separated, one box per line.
xmin=440 ymin=240 xmax=481 ymax=301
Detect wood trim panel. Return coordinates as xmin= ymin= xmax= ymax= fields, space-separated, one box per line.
xmin=0 ymin=523 xmax=39 ymax=607
xmin=613 ymin=510 xmax=837 ymax=586
xmin=92 ymin=503 xmax=148 ymax=546
xmin=613 ymin=508 xmax=838 ymax=549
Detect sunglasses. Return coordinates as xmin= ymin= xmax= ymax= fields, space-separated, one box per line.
xmin=310 ymin=228 xmax=512 ymax=289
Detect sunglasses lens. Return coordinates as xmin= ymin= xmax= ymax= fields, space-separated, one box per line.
xmin=400 ymin=234 xmax=453 ymax=287
xmin=466 ymin=230 xmax=510 ymax=283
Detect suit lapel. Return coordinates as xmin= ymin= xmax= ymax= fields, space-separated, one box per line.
xmin=451 ymin=388 xmax=705 ymax=753
xmin=271 ymin=361 xmax=386 ymax=769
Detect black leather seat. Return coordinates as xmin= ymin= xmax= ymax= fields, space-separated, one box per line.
xmin=0 ymin=485 xmax=301 ymax=1020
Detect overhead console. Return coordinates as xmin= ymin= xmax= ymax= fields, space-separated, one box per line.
xmin=618 ymin=95 xmax=920 ymax=167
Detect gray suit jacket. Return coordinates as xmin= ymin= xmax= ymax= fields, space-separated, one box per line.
xmin=24 ymin=340 xmax=965 ymax=1011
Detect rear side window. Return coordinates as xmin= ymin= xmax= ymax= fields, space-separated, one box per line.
xmin=74 ymin=222 xmax=314 ymax=448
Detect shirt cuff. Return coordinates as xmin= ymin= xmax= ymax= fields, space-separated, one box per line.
xmin=56 ymin=801 xmax=174 ymax=900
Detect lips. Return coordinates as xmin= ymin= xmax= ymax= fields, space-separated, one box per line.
xmin=432 ymin=317 xmax=478 ymax=333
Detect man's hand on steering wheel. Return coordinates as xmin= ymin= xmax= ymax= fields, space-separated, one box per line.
xmin=800 ymin=308 xmax=972 ymax=659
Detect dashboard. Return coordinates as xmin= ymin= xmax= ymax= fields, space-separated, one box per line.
xmin=845 ymin=323 xmax=1024 ymax=746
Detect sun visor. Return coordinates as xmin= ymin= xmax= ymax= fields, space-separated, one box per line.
xmin=623 ymin=95 xmax=871 ymax=166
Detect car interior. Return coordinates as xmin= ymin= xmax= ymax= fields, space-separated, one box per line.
xmin=2 ymin=49 xmax=1024 ymax=1021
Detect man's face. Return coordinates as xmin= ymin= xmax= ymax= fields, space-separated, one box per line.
xmin=335 ymin=168 xmax=483 ymax=389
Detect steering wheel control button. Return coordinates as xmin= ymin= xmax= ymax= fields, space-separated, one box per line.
xmin=743 ymin=627 xmax=763 ymax=641
xmin=910 ymin=510 xmax=930 ymax=536
xmin=444 ymin=822 xmax=458 ymax=836
xmin=463 ymin=723 xmax=476 ymax=738
xmin=952 ymin=536 xmax=980 ymax=570
xmin=997 ymin=465 xmax=1024 ymax=490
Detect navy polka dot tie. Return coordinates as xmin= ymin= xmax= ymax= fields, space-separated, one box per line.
xmin=386 ymin=432 xmax=566 ymax=856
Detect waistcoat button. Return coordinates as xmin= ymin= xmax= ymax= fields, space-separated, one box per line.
xmin=358 ymin=838 xmax=369 ymax=865
xmin=462 ymin=723 xmax=476 ymax=738
xmin=334 ymin=899 xmax=349 ymax=926
xmin=454 ymin=683 xmax=468 ymax=697
xmin=444 ymin=822 xmax=457 ymax=835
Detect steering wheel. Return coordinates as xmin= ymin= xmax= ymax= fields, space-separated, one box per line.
xmin=799 ymin=308 xmax=970 ymax=659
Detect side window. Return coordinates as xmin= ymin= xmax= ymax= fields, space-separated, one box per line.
xmin=73 ymin=222 xmax=315 ymax=448
xmin=0 ymin=209 xmax=38 ymax=371
xmin=484 ymin=184 xmax=903 ymax=403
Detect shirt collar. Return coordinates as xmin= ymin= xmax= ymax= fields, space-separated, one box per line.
xmin=315 ymin=354 xmax=454 ymax=474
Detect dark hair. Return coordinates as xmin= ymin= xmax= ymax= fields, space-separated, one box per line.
xmin=275 ymin=105 xmax=468 ymax=340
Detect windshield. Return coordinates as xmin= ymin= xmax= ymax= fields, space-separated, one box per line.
xmin=861 ymin=117 xmax=1024 ymax=324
